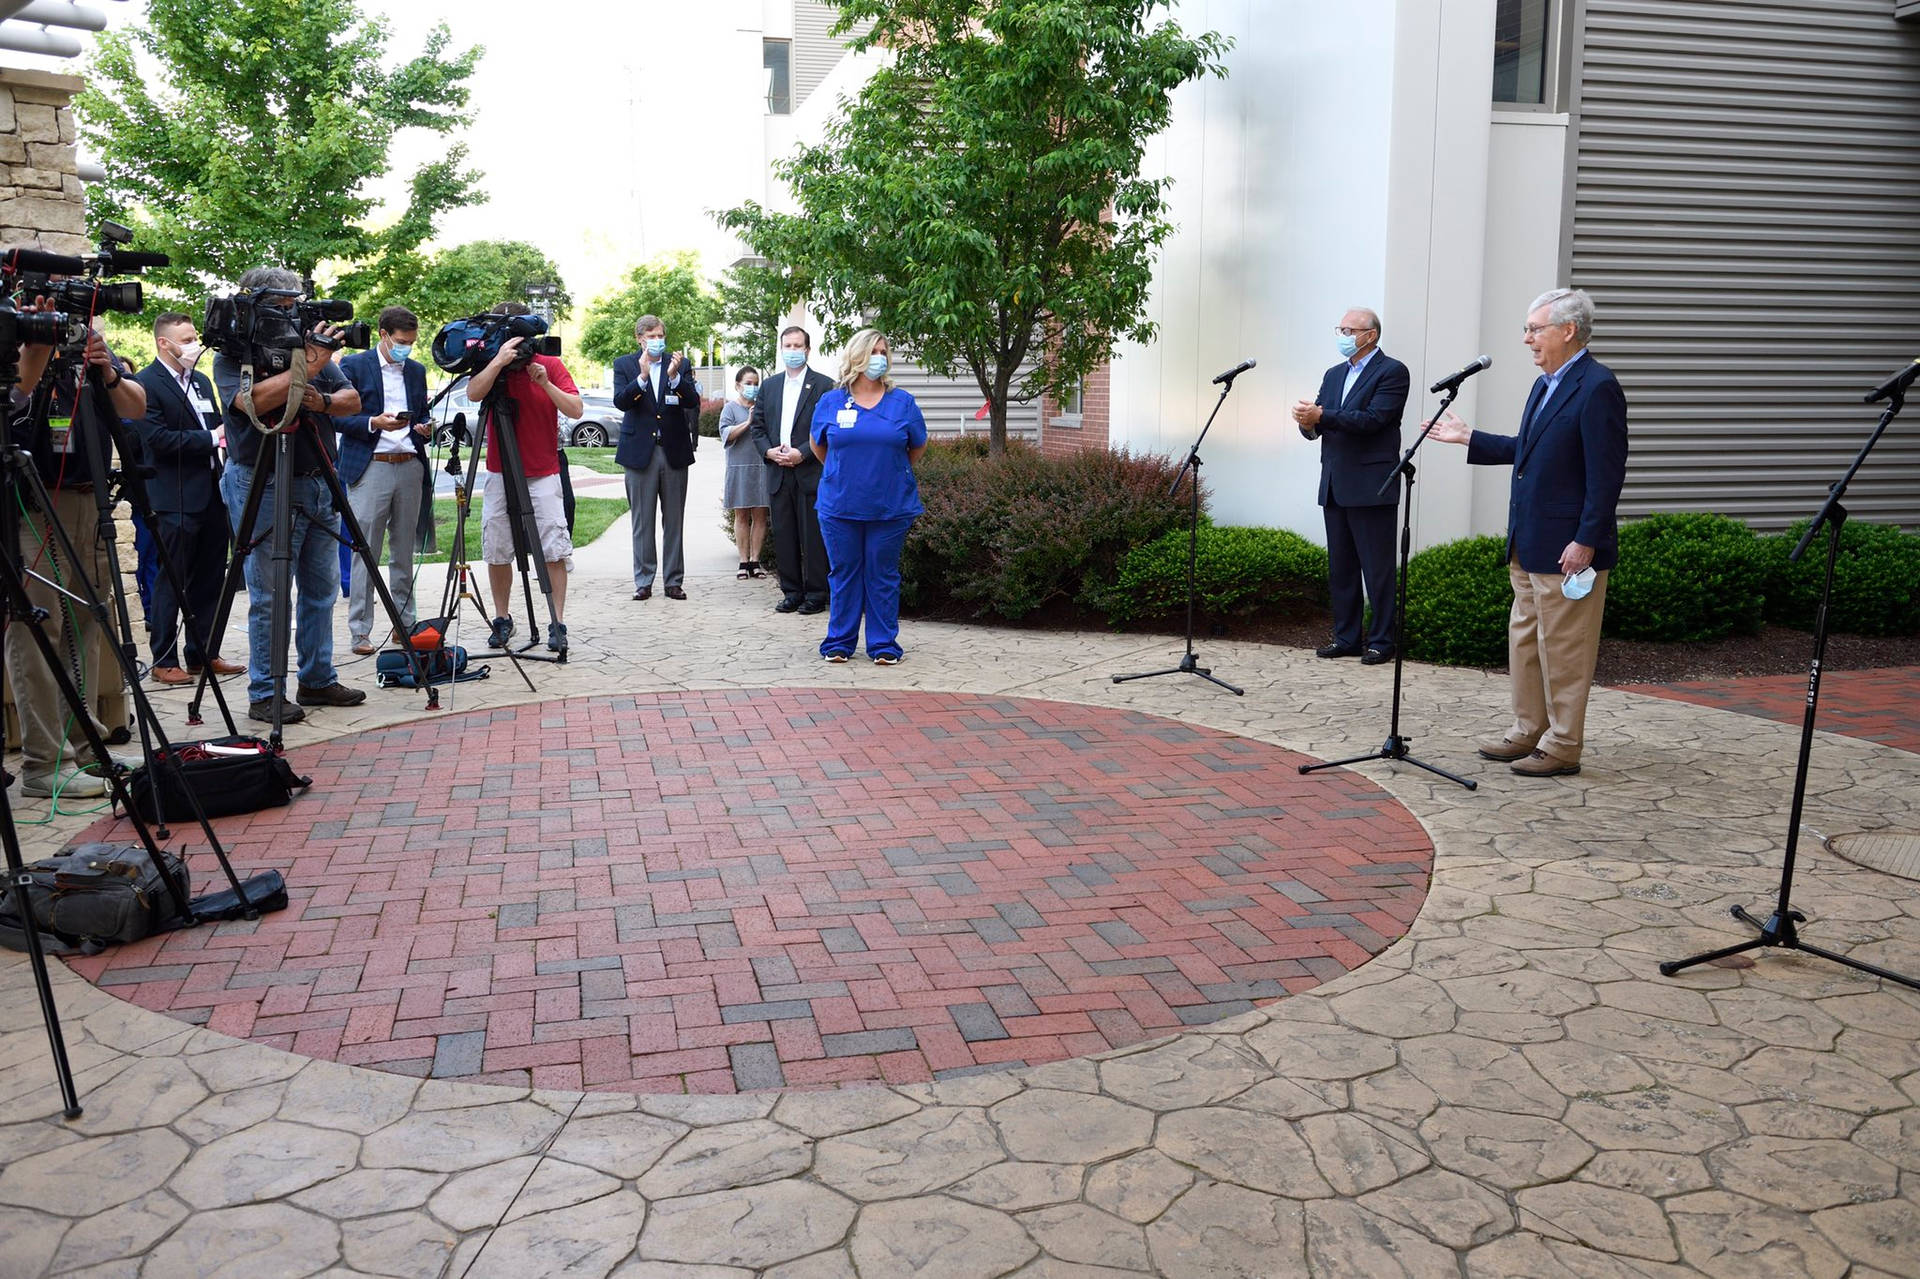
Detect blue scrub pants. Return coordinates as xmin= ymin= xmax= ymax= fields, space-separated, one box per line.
xmin=818 ymin=513 xmax=914 ymax=659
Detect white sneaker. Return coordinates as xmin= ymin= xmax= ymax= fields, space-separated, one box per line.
xmin=20 ymin=770 xmax=108 ymax=799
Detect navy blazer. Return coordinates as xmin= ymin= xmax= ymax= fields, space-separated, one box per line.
xmin=746 ymin=366 xmax=835 ymax=496
xmin=1467 ymin=352 xmax=1629 ymax=574
xmin=333 ymin=349 xmax=431 ymax=485
xmin=612 ymin=352 xmax=699 ymax=471
xmin=1308 ymin=350 xmax=1410 ymax=508
xmin=131 ymin=359 xmax=224 ymax=515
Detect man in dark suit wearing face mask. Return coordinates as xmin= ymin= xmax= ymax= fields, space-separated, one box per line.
xmin=1291 ymin=306 xmax=1410 ymax=665
xmin=612 ymin=314 xmax=700 ymax=601
xmin=748 ymin=325 xmax=835 ymax=614
xmin=131 ymin=312 xmax=243 ymax=686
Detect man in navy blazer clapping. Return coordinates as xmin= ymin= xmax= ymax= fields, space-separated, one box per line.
xmin=131 ymin=312 xmax=243 ymax=685
xmin=333 ymin=306 xmax=433 ymax=653
xmin=1433 ymin=287 xmax=1629 ymax=778
xmin=1292 ymin=306 xmax=1410 ymax=665
xmin=611 ymin=314 xmax=700 ymax=601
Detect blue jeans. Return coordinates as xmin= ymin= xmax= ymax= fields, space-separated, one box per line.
xmin=223 ymin=464 xmax=341 ymax=703
xmin=818 ymin=513 xmax=914 ymax=659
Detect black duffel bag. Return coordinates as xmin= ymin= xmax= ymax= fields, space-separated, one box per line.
xmin=0 ymin=842 xmax=190 ymax=956
xmin=123 ymin=735 xmax=311 ymax=824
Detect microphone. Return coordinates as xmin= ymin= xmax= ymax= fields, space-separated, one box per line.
xmin=1212 ymin=359 xmax=1257 ymax=385
xmin=103 ymin=248 xmax=172 ymax=272
xmin=1429 ymin=355 xmax=1492 ymax=394
xmin=1865 ymin=358 xmax=1920 ymax=405
xmin=3 ymin=247 xmax=89 ymax=277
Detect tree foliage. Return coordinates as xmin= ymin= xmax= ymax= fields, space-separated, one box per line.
xmin=360 ymin=240 xmax=570 ymax=340
xmin=75 ymin=0 xmax=482 ymax=310
xmin=716 ymin=260 xmax=814 ymax=371
xmin=718 ymin=0 xmax=1228 ymax=455
xmin=577 ymin=253 xmax=723 ymax=367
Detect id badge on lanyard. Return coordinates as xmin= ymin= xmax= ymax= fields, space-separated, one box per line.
xmin=49 ymin=415 xmax=75 ymax=454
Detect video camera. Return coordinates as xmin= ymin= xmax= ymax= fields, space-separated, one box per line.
xmin=431 ymin=312 xmax=562 ymax=378
xmin=204 ymin=286 xmax=372 ymax=375
xmin=2 ymin=222 xmax=168 ymax=354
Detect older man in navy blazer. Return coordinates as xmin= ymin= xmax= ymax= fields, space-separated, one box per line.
xmin=1434 ymin=287 xmax=1629 ymax=778
xmin=131 ymin=311 xmax=242 ymax=684
xmin=1292 ymin=306 xmax=1409 ymax=664
xmin=334 ymin=305 xmax=433 ymax=653
xmin=612 ymin=314 xmax=700 ymax=600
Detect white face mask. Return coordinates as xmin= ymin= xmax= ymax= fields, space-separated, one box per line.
xmin=172 ymin=339 xmax=204 ymax=367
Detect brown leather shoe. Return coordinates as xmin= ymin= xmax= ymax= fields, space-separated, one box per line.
xmin=190 ymin=657 xmax=246 ymax=676
xmin=351 ymin=638 xmax=376 ymax=655
xmin=1511 ymin=749 xmax=1581 ymax=778
xmin=1475 ymin=734 xmax=1539 ymax=762
xmin=150 ymin=665 xmax=191 ymax=686
xmin=665 ymin=585 xmax=687 ymax=600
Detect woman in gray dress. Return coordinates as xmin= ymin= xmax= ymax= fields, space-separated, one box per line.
xmin=719 ymin=365 xmax=770 ymax=577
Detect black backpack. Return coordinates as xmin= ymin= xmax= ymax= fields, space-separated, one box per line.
xmin=0 ymin=842 xmax=190 ymax=956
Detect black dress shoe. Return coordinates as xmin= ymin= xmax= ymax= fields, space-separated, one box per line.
xmin=1315 ymin=642 xmax=1361 ymax=659
xmin=633 ymin=586 xmax=652 ymax=601
xmin=775 ymin=596 xmax=802 ymax=613
xmin=665 ymin=585 xmax=687 ymax=600
xmin=798 ymin=600 xmax=826 ymax=615
xmin=1361 ymin=646 xmax=1394 ymax=665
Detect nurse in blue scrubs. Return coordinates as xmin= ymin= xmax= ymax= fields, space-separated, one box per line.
xmin=809 ymin=329 xmax=928 ymax=665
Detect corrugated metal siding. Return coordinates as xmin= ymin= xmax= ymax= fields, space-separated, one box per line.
xmin=1571 ymin=0 xmax=1920 ymax=527
xmin=889 ymin=358 xmax=1042 ymax=440
xmin=794 ymin=1 xmax=862 ymax=109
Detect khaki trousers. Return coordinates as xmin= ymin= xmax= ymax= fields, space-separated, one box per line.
xmin=1507 ymin=558 xmax=1608 ymax=763
xmin=5 ymin=488 xmax=116 ymax=777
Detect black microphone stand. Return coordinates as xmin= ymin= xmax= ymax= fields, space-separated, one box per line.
xmin=1112 ymin=370 xmax=1246 ymax=695
xmin=1300 ymin=389 xmax=1476 ymax=790
xmin=1659 ymin=377 xmax=1918 ymax=991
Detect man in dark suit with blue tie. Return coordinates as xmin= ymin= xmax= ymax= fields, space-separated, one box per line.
xmin=1434 ymin=287 xmax=1628 ymax=778
xmin=131 ymin=312 xmax=243 ymax=685
xmin=612 ymin=314 xmax=700 ymax=600
xmin=334 ymin=306 xmax=433 ymax=652
xmin=1292 ymin=307 xmax=1409 ymax=664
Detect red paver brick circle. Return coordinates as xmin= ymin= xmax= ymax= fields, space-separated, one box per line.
xmin=67 ymin=691 xmax=1433 ymax=1093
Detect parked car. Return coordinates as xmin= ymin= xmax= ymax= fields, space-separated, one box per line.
xmin=429 ymin=381 xmax=624 ymax=450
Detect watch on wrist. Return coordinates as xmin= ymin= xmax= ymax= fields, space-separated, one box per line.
xmin=320 ymin=391 xmax=332 ymax=412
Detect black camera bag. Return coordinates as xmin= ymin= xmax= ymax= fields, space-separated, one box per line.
xmin=376 ymin=644 xmax=487 ymax=689
xmin=0 ymin=842 xmax=190 ymax=956
xmin=124 ymin=735 xmax=311 ymax=823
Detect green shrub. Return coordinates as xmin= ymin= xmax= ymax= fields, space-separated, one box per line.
xmin=1404 ymin=535 xmax=1511 ymax=667
xmin=1761 ymin=519 xmax=1920 ymax=635
xmin=902 ymin=440 xmax=1190 ymax=620
xmin=1097 ymin=525 xmax=1329 ymax=624
xmin=697 ymin=397 xmax=724 ymax=438
xmin=1603 ymin=513 xmax=1766 ymax=642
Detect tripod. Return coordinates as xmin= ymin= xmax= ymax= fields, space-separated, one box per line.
xmin=439 ymin=380 xmax=563 ymax=669
xmin=1113 ymin=374 xmax=1246 ymax=695
xmin=1660 ymin=375 xmax=1918 ymax=992
xmin=192 ymin=355 xmax=439 ymax=747
xmin=1301 ymin=390 xmax=1477 ymax=790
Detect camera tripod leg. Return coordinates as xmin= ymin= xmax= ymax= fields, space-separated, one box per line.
xmin=440 ymin=409 xmax=539 ymax=690
xmin=312 ymin=451 xmax=439 ymax=709
xmin=0 ymin=784 xmax=81 ymax=1118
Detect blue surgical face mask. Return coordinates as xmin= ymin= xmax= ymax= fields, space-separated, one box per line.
xmin=1562 ymin=567 xmax=1596 ymax=600
xmin=865 ymin=354 xmax=890 ymax=380
xmin=388 ymin=342 xmax=412 ymax=362
xmin=742 ymin=383 xmax=759 ymax=401
xmin=645 ymin=337 xmax=667 ymax=357
xmin=1335 ymin=334 xmax=1360 ymax=359
xmin=781 ymin=348 xmax=807 ymax=370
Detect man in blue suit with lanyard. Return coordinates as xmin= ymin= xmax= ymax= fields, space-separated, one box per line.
xmin=1292 ymin=306 xmax=1409 ymax=664
xmin=333 ymin=306 xmax=432 ymax=653
xmin=1433 ymin=287 xmax=1629 ymax=778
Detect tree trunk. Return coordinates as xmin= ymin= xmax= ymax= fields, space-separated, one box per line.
xmin=988 ymin=364 xmax=1016 ymax=458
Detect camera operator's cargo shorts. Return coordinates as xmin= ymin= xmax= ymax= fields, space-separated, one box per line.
xmin=481 ymin=470 xmax=574 ymax=570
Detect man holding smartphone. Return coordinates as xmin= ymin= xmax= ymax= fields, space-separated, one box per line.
xmin=334 ymin=306 xmax=433 ymax=653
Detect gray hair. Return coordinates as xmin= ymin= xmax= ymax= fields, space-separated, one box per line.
xmin=635 ymin=314 xmax=664 ymax=338
xmin=238 ymin=266 xmax=302 ymax=294
xmin=1529 ymin=287 xmax=1594 ymax=343
xmin=1348 ymin=307 xmax=1381 ymax=336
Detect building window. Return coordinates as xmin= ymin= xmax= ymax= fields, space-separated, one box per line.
xmin=1054 ymin=378 xmax=1084 ymax=427
xmin=1493 ymin=0 xmax=1552 ymax=106
xmin=764 ymin=39 xmax=792 ymax=115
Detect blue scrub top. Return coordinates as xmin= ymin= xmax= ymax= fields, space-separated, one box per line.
xmin=811 ymin=386 xmax=928 ymax=520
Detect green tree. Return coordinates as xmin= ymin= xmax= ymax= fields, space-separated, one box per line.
xmin=361 ymin=240 xmax=571 ymax=340
xmin=76 ymin=0 xmax=482 ymax=310
xmin=715 ymin=260 xmax=814 ymax=371
xmin=577 ymin=253 xmax=723 ymax=367
xmin=719 ymin=0 xmax=1228 ymax=456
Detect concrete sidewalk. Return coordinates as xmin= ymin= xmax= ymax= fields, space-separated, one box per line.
xmin=1 ymin=558 xmax=1916 ymax=1277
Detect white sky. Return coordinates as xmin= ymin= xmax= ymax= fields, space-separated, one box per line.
xmin=14 ymin=0 xmax=746 ymax=304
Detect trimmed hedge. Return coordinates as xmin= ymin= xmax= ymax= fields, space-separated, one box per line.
xmin=1097 ymin=523 xmax=1329 ymax=624
xmin=1403 ymin=535 xmax=1512 ymax=667
xmin=902 ymin=440 xmax=1191 ymax=620
xmin=1605 ymin=512 xmax=1766 ymax=643
xmin=1762 ymin=519 xmax=1920 ymax=636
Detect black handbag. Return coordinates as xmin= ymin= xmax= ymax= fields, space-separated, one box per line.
xmin=123 ymin=735 xmax=311 ymax=823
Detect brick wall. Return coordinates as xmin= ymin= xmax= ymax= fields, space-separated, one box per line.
xmin=1037 ymin=361 xmax=1111 ymax=460
xmin=0 ymin=68 xmax=88 ymax=257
